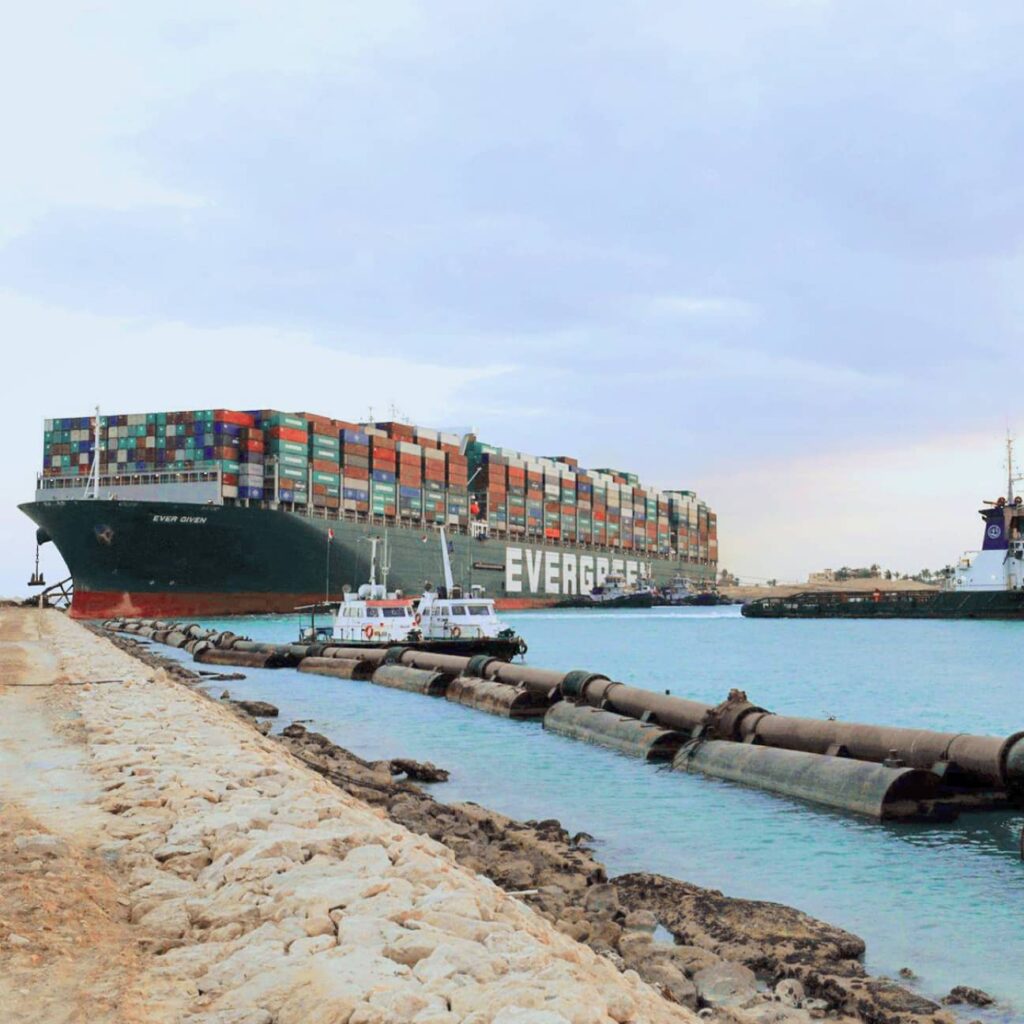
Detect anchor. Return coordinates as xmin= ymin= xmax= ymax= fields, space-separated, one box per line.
xmin=27 ymin=544 xmax=45 ymax=587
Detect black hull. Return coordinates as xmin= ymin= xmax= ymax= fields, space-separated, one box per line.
xmin=20 ymin=498 xmax=715 ymax=619
xmin=742 ymin=590 xmax=1024 ymax=619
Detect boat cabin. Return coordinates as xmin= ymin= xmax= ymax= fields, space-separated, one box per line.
xmin=416 ymin=585 xmax=503 ymax=640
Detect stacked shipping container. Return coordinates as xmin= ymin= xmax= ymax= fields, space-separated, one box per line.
xmin=39 ymin=410 xmax=715 ymax=566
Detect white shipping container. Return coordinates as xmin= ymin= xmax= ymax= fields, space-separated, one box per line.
xmin=396 ymin=441 xmax=423 ymax=455
xmin=422 ymin=447 xmax=444 ymax=461
xmin=440 ymin=432 xmax=462 ymax=447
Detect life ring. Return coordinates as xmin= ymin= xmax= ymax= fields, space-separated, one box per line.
xmin=413 ymin=613 xmax=422 ymax=626
xmin=451 ymin=625 xmax=461 ymax=638
xmin=363 ymin=624 xmax=374 ymax=640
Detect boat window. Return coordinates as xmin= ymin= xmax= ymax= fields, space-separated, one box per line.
xmin=450 ymin=605 xmax=466 ymax=615
xmin=468 ymin=605 xmax=491 ymax=616
xmin=381 ymin=607 xmax=407 ymax=618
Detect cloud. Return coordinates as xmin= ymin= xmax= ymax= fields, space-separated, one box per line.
xmin=3 ymin=2 xmax=1024 ymax=593
xmin=0 ymin=290 xmax=510 ymax=595
xmin=638 ymin=295 xmax=758 ymax=320
xmin=699 ymin=432 xmax=1010 ymax=581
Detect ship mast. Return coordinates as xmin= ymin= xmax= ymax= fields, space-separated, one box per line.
xmin=1008 ymin=432 xmax=1023 ymax=503
xmin=86 ymin=405 xmax=102 ymax=499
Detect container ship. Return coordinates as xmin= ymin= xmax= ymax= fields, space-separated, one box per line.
xmin=20 ymin=408 xmax=718 ymax=618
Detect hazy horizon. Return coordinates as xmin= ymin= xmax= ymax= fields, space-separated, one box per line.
xmin=4 ymin=3 xmax=1024 ymax=596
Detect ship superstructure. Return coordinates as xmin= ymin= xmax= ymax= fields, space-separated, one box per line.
xmin=23 ymin=406 xmax=718 ymax=617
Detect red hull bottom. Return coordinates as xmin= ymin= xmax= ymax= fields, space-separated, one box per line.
xmin=71 ymin=590 xmax=561 ymax=619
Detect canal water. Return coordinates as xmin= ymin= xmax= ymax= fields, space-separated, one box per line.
xmin=162 ymin=608 xmax=1023 ymax=1020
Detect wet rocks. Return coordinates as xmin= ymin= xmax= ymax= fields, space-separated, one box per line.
xmin=941 ymin=985 xmax=994 ymax=1007
xmin=224 ymin=698 xmax=279 ymax=718
xmin=388 ymin=758 xmax=449 ymax=783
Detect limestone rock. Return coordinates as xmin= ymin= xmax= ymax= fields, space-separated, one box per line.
xmin=693 ymin=961 xmax=759 ymax=1009
xmin=775 ymin=978 xmax=804 ymax=1008
xmin=14 ymin=833 xmax=67 ymax=859
xmin=583 ymin=882 xmax=621 ymax=918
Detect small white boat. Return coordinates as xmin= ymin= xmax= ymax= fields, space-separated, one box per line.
xmin=415 ymin=529 xmax=523 ymax=653
xmin=298 ymin=531 xmax=527 ymax=658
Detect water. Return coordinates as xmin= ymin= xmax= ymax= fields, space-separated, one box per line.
xmin=165 ymin=608 xmax=1023 ymax=1020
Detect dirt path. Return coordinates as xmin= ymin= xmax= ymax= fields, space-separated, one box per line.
xmin=0 ymin=611 xmax=154 ymax=1024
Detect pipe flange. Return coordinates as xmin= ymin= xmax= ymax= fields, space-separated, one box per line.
xmin=560 ymin=670 xmax=608 ymax=700
xmin=465 ymin=654 xmax=498 ymax=679
xmin=708 ymin=692 xmax=771 ymax=741
xmin=382 ymin=645 xmax=408 ymax=666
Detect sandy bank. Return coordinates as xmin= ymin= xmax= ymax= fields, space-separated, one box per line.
xmin=722 ymin=579 xmax=939 ymax=602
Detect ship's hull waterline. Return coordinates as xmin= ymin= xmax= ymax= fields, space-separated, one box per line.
xmin=21 ymin=499 xmax=714 ymax=619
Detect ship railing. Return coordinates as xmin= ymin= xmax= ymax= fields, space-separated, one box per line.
xmin=37 ymin=470 xmax=220 ymax=490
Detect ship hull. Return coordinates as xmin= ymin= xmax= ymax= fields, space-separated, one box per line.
xmin=20 ymin=499 xmax=714 ymax=619
xmin=742 ymin=590 xmax=1024 ymax=619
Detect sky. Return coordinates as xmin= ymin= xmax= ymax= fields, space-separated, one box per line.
xmin=2 ymin=1 xmax=1024 ymax=594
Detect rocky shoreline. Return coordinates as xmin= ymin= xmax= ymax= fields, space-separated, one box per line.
xmin=98 ymin=624 xmax=969 ymax=1024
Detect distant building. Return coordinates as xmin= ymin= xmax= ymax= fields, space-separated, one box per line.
xmin=808 ymin=569 xmax=835 ymax=583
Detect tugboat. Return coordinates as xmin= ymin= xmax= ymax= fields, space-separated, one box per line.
xmin=299 ymin=532 xmax=527 ymax=658
xmin=653 ymin=573 xmax=696 ymax=606
xmin=413 ymin=529 xmax=527 ymax=658
xmin=557 ymin=571 xmax=655 ymax=608
xmin=743 ymin=437 xmax=1024 ymax=620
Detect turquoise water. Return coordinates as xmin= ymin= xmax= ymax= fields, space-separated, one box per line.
xmin=165 ymin=608 xmax=1023 ymax=1019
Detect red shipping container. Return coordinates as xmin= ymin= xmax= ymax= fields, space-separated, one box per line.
xmin=268 ymin=425 xmax=308 ymax=443
xmin=214 ymin=409 xmax=256 ymax=427
xmin=346 ymin=466 xmax=370 ymax=480
xmin=313 ymin=459 xmax=340 ymax=473
xmin=242 ymin=439 xmax=264 ymax=453
xmin=544 ymin=528 xmax=560 ymax=539
xmin=222 ymin=473 xmax=239 ymax=486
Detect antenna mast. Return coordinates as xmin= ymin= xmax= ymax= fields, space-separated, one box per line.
xmin=367 ymin=536 xmax=378 ymax=587
xmin=86 ymin=405 xmax=102 ymax=499
xmin=1008 ymin=432 xmax=1022 ymax=504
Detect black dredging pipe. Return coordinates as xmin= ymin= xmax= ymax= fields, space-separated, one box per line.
xmin=567 ymin=674 xmax=713 ymax=733
xmin=544 ymin=702 xmax=685 ymax=761
xmin=298 ymin=657 xmax=375 ymax=680
xmin=673 ymin=740 xmax=943 ymax=820
xmin=734 ymin=714 xmax=1024 ymax=791
xmin=369 ymin=664 xmax=451 ymax=696
xmin=105 ymin=619 xmax=1024 ymax=803
xmin=446 ymin=676 xmax=554 ymax=719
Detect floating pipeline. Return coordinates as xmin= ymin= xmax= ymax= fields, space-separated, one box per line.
xmin=297 ymin=657 xmax=375 ymax=681
xmin=446 ymin=676 xmax=553 ymax=719
xmin=104 ymin=618 xmax=1024 ymax=821
xmin=369 ymin=664 xmax=452 ymax=696
xmin=672 ymin=739 xmax=945 ymax=820
xmin=544 ymin=702 xmax=685 ymax=761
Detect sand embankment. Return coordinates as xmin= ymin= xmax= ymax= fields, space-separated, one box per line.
xmin=0 ymin=608 xmax=698 ymax=1024
xmin=722 ymin=578 xmax=939 ymax=602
